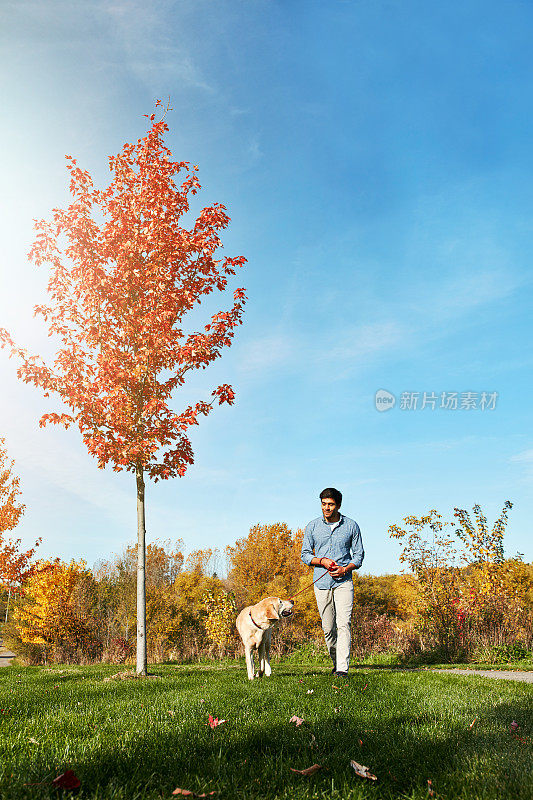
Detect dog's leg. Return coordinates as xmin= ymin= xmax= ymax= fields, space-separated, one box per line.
xmin=251 ymin=648 xmax=258 ymax=679
xmin=264 ymin=630 xmax=272 ymax=677
xmin=244 ymin=645 xmax=255 ymax=680
xmin=258 ymin=639 xmax=265 ymax=677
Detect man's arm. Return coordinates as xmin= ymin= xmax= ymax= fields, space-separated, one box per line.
xmin=312 ymin=556 xmax=337 ymax=569
xmin=301 ymin=523 xmax=337 ymax=570
xmin=350 ymin=522 xmax=365 ymax=569
xmin=330 ymin=522 xmax=364 ymax=578
xmin=300 ymin=523 xmax=315 ymax=567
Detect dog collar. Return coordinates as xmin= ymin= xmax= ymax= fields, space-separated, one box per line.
xmin=249 ymin=611 xmax=263 ymax=629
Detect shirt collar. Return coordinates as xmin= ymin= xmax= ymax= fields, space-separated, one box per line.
xmin=323 ymin=513 xmax=343 ymax=525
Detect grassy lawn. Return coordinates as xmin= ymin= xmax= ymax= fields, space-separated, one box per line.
xmin=427 ymin=663 xmax=533 ymax=671
xmin=0 ymin=662 xmax=531 ymax=800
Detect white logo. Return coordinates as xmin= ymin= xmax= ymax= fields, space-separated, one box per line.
xmin=375 ymin=389 xmax=396 ymax=412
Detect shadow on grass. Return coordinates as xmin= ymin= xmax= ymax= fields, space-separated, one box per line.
xmin=71 ymin=708 xmax=530 ymax=799
xmin=14 ymin=669 xmax=532 ymax=799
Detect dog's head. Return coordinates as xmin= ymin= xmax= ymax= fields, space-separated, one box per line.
xmin=262 ymin=597 xmax=294 ymax=621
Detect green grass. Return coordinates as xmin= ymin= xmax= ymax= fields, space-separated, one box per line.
xmin=0 ymin=662 xmax=532 ymax=800
xmin=426 ymin=662 xmax=533 ymax=671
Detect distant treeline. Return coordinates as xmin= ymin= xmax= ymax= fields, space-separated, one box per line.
xmin=3 ymin=513 xmax=532 ymax=666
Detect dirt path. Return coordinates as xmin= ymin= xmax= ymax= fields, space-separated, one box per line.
xmin=0 ymin=640 xmax=15 ymax=667
xmin=434 ymin=668 xmax=533 ymax=683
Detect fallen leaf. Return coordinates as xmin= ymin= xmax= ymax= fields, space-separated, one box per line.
xmin=306 ymin=689 xmax=314 ymax=694
xmin=361 ymin=683 xmax=368 ymax=691
xmin=290 ymin=764 xmax=323 ymax=776
xmin=468 ymin=717 xmax=477 ymax=729
xmin=172 ymin=789 xmax=217 ymax=797
xmin=350 ymin=760 xmax=377 ymax=781
xmin=427 ymin=778 xmax=435 ymax=796
xmin=52 ymin=770 xmax=81 ymax=791
xmin=29 ymin=737 xmax=39 ymax=744
xmin=289 ymin=715 xmax=304 ymax=726
xmin=309 ymin=733 xmax=317 ymax=747
xmin=358 ymin=738 xmax=363 ymax=747
xmin=509 ymin=720 xmax=528 ymax=742
xmin=208 ymin=715 xmax=226 ymax=729
xmin=334 ymin=707 xmax=340 ymax=713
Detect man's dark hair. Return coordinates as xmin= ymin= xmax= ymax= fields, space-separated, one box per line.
xmin=319 ymin=487 xmax=342 ymax=507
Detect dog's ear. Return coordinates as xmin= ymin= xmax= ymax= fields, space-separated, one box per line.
xmin=265 ymin=600 xmax=280 ymax=620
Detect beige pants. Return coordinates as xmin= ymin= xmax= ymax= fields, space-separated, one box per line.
xmin=314 ymin=581 xmax=354 ymax=673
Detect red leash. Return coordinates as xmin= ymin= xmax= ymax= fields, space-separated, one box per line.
xmin=290 ymin=568 xmax=331 ymax=601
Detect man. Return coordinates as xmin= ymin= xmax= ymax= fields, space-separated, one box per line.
xmin=301 ymin=487 xmax=364 ymax=677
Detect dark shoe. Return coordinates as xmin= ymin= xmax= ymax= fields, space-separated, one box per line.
xmin=331 ymin=667 xmax=337 ymax=675
xmin=335 ymin=671 xmax=349 ymax=678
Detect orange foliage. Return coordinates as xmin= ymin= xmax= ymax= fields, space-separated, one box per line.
xmin=226 ymin=522 xmax=308 ymax=605
xmin=389 ymin=509 xmax=470 ymax=648
xmin=354 ymin=573 xmax=420 ymax=620
xmin=94 ymin=539 xmax=183 ymax=587
xmin=0 ymin=437 xmax=40 ymax=589
xmin=388 ymin=503 xmax=533 ymax=655
xmin=0 ymin=103 xmax=247 ymax=481
xmin=184 ymin=548 xmax=219 ymax=576
xmin=202 ymin=588 xmax=237 ymax=651
xmin=15 ymin=560 xmax=94 ymax=648
xmin=453 ymin=502 xmax=512 ymax=565
xmin=0 ymin=104 xmax=247 ymax=671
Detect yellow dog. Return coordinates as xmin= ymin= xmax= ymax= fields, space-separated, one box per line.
xmin=236 ymin=596 xmax=294 ymax=680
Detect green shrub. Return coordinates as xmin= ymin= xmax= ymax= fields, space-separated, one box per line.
xmin=471 ymin=642 xmax=530 ymax=664
xmin=281 ymin=641 xmax=330 ymax=665
xmin=2 ymin=623 xmax=46 ymax=665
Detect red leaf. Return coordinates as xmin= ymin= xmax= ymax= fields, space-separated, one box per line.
xmin=208 ymin=715 xmax=226 ymax=729
xmin=289 ymin=715 xmax=304 ymax=726
xmin=290 ymin=764 xmax=323 ymax=776
xmin=52 ymin=770 xmax=81 ymax=790
xmin=172 ymin=789 xmax=217 ymax=797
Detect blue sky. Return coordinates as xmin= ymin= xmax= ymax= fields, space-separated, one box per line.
xmin=0 ymin=0 xmax=532 ymax=575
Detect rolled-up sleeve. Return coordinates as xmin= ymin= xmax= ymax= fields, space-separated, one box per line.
xmin=301 ymin=522 xmax=315 ymax=567
xmin=350 ymin=523 xmax=365 ymax=569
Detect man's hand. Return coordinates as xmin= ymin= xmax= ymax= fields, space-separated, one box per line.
xmin=329 ymin=564 xmax=348 ymax=578
xmin=319 ymin=557 xmax=337 ymax=571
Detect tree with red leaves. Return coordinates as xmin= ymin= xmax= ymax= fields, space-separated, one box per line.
xmin=0 ymin=102 xmax=246 ymax=673
xmin=0 ymin=437 xmax=40 ymax=605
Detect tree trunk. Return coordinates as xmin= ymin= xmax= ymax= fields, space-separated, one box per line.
xmin=4 ymin=588 xmax=11 ymax=624
xmin=136 ymin=463 xmax=147 ymax=675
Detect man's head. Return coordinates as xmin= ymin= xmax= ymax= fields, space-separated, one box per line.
xmin=320 ymin=487 xmax=342 ymax=520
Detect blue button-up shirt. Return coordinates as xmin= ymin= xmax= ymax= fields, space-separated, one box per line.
xmin=301 ymin=514 xmax=364 ymax=589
